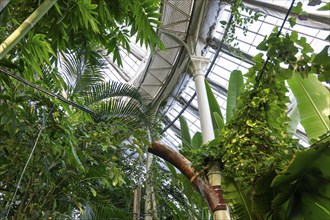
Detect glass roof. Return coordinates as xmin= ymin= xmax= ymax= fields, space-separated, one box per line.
xmin=103 ymin=37 xmax=149 ymax=83
xmin=159 ymin=0 xmax=329 ymax=148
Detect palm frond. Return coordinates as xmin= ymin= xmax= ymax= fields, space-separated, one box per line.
xmin=82 ymin=203 xmax=131 ymax=220
xmin=83 ymin=81 xmax=143 ymax=106
xmin=59 ymin=51 xmax=105 ymax=95
xmin=93 ymin=98 xmax=146 ymax=127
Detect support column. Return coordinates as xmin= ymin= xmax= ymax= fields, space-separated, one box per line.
xmin=189 ymin=56 xmax=214 ymax=143
xmin=189 ymin=57 xmax=230 ymax=220
xmin=0 ymin=0 xmax=9 ymax=14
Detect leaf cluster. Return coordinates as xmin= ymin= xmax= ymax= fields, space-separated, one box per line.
xmin=0 ymin=0 xmax=163 ymax=70
xmin=0 ymin=77 xmax=148 ymax=218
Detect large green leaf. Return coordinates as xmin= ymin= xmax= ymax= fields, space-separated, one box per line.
xmin=271 ymin=140 xmax=330 ymax=219
xmin=93 ymin=98 xmax=146 ymax=127
xmin=226 ymin=70 xmax=244 ymax=121
xmin=287 ymin=73 xmax=330 ymax=143
xmin=214 ymin=112 xmax=224 ymax=131
xmin=205 ymin=79 xmax=223 ymax=134
xmin=191 ymin=131 xmax=202 ymax=149
xmin=69 ymin=142 xmax=85 ymax=172
xmin=179 ymin=116 xmax=191 ymax=149
xmin=82 ymin=203 xmax=131 ymax=220
xmin=252 ymin=173 xmax=276 ymax=216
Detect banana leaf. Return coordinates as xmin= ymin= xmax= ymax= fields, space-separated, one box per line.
xmin=287 ymin=104 xmax=300 ymax=136
xmin=287 ymin=73 xmax=330 ymax=143
xmin=222 ymin=177 xmax=256 ymax=220
xmin=205 ymin=79 xmax=223 ymax=135
xmin=226 ymin=70 xmax=244 ymax=121
xmin=179 ymin=116 xmax=191 ymax=149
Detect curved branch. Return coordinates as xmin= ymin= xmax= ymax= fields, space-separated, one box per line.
xmin=148 ymin=141 xmax=222 ymax=212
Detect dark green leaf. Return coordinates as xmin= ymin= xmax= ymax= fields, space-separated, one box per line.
xmin=317 ymin=2 xmax=330 ymax=10
xmin=179 ymin=116 xmax=191 ymax=149
xmin=288 ymin=17 xmax=296 ymax=28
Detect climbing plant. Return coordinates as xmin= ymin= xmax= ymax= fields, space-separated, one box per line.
xmin=177 ymin=1 xmax=329 ymax=219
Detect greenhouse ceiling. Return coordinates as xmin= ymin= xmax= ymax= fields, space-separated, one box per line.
xmin=67 ymin=0 xmax=329 ymax=148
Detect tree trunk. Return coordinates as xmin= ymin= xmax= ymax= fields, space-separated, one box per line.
xmin=148 ymin=141 xmax=223 ymax=212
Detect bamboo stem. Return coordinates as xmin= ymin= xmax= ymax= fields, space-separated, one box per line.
xmin=0 ymin=0 xmax=57 ymax=59
xmin=133 ymin=187 xmax=140 ymax=220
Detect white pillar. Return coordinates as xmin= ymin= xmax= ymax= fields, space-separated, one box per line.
xmin=189 ymin=56 xmax=230 ymax=220
xmin=189 ymin=56 xmax=214 ymax=143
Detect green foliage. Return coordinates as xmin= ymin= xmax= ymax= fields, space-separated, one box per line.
xmin=221 ymin=0 xmax=264 ymax=55
xmin=0 ymin=75 xmax=148 ymax=218
xmin=318 ymin=2 xmax=330 ymax=10
xmin=271 ymin=139 xmax=330 ymax=219
xmin=58 ymin=51 xmax=106 ymax=95
xmin=82 ymin=203 xmax=131 ymax=220
xmin=152 ymin=160 xmax=212 ymax=219
xmin=130 ymin=0 xmax=164 ymax=50
xmin=0 ymin=0 xmax=163 ymax=69
xmin=83 ymin=81 xmax=143 ymax=105
xmin=212 ymin=7 xmax=329 ymax=220
xmin=313 ymin=45 xmax=330 ymax=82
xmin=291 ymin=2 xmax=309 ymax=21
xmin=222 ymin=177 xmax=255 ymax=220
xmin=216 ymin=27 xmax=326 ymax=185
